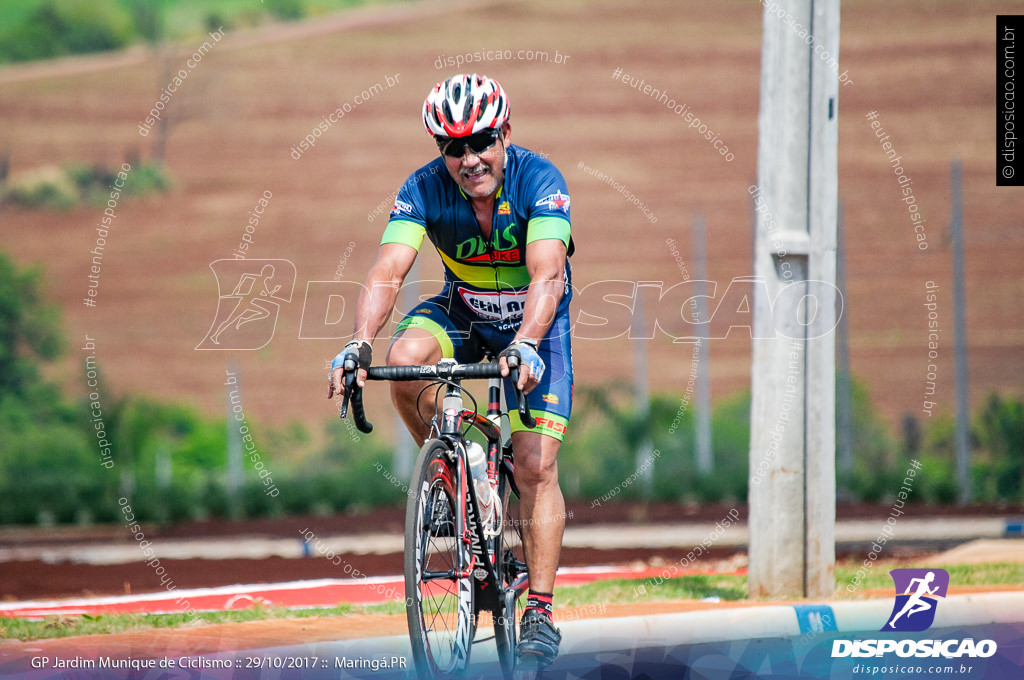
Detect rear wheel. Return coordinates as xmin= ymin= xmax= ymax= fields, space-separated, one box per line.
xmin=493 ymin=452 xmax=528 ymax=677
xmin=405 ymin=439 xmax=475 ymax=677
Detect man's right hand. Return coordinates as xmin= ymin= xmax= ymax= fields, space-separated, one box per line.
xmin=498 ymin=339 xmax=545 ymax=394
xmin=328 ymin=340 xmax=372 ymax=398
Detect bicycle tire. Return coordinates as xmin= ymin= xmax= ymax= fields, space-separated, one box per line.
xmin=493 ymin=454 xmax=528 ymax=677
xmin=405 ymin=438 xmax=475 ymax=677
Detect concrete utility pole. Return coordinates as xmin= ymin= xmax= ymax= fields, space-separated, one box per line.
xmin=950 ymin=160 xmax=971 ymax=505
xmin=691 ymin=213 xmax=713 ymax=475
xmin=226 ymin=359 xmax=243 ymax=516
xmin=749 ymin=0 xmax=840 ymax=599
xmin=836 ymin=203 xmax=853 ymax=482
xmin=632 ymin=291 xmax=654 ymax=497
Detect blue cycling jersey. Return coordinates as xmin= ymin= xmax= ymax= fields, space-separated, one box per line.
xmin=380 ymin=144 xmax=575 ymax=440
xmin=381 ymin=144 xmax=573 ymax=331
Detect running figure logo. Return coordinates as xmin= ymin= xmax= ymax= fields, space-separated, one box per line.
xmin=881 ymin=568 xmax=950 ymax=632
xmin=196 ymin=259 xmax=296 ymax=350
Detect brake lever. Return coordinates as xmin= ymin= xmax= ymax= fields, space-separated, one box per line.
xmin=506 ymin=354 xmax=537 ymax=429
xmin=339 ymin=358 xmax=357 ymax=419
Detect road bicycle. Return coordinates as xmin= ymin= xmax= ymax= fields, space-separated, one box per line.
xmin=339 ymin=353 xmax=535 ymax=678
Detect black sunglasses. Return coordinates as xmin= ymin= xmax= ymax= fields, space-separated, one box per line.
xmin=436 ymin=130 xmax=501 ymax=158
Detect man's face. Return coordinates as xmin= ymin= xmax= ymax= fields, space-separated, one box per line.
xmin=439 ymin=123 xmax=511 ymax=200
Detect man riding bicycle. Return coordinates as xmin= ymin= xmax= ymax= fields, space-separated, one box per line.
xmin=328 ymin=73 xmax=573 ymax=668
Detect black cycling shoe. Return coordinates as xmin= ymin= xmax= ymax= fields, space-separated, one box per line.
xmin=428 ymin=499 xmax=454 ymax=537
xmin=516 ymin=609 xmax=562 ymax=669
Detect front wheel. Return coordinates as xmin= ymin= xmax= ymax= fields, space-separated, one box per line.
xmin=493 ymin=454 xmax=528 ymax=678
xmin=405 ymin=439 xmax=475 ymax=677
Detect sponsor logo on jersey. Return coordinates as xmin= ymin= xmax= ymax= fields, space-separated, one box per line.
xmin=457 ymin=286 xmax=527 ymax=321
xmin=535 ymin=416 xmax=567 ymax=434
xmin=390 ymin=200 xmax=415 ymax=217
xmin=535 ymin=190 xmax=570 ymax=212
xmin=461 ymin=248 xmax=521 ymax=265
xmin=498 ymin=201 xmax=511 ymax=215
xmin=455 ymin=225 xmax=519 ymax=263
xmin=542 ymin=393 xmax=559 ymax=405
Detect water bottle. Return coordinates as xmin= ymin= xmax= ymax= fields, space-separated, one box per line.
xmin=466 ymin=441 xmax=495 ymax=522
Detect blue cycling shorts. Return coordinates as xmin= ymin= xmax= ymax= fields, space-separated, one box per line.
xmin=392 ymin=287 xmax=573 ymax=441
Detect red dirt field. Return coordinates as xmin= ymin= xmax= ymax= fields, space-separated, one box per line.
xmin=0 ymin=0 xmax=1021 ymax=442
xmin=0 ymin=501 xmax=1007 ymax=601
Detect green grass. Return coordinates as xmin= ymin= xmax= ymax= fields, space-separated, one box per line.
xmin=158 ymin=0 xmax=355 ymax=38
xmin=553 ymin=562 xmax=1024 ymax=609
xmin=0 ymin=1 xmax=43 ymax=31
xmin=556 ymin=573 xmax=748 ymax=606
xmin=0 ymin=600 xmax=407 ymax=641
xmin=2 ymin=161 xmax=171 ymax=211
xmin=5 ymin=563 xmax=1022 ymax=642
xmin=832 ymin=561 xmax=1024 ymax=597
xmin=0 ymin=0 xmax=406 ymax=47
xmin=0 ymin=0 xmax=410 ymax=64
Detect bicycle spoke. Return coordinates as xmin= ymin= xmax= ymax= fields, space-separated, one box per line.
xmin=405 ymin=440 xmax=475 ymax=677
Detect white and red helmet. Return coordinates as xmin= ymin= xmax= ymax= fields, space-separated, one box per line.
xmin=422 ymin=73 xmax=510 ymax=137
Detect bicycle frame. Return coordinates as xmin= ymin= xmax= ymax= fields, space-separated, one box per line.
xmin=340 ymin=357 xmax=535 ymax=674
xmin=434 ymin=366 xmax=511 ymax=609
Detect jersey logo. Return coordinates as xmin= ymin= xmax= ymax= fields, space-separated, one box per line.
xmin=498 ymin=201 xmax=511 ymax=215
xmin=461 ymin=248 xmax=521 ymax=265
xmin=390 ymin=200 xmax=415 ymax=217
xmin=457 ymin=287 xmax=527 ymax=321
xmin=542 ymin=393 xmax=559 ymax=405
xmin=535 ymin=190 xmax=570 ymax=213
xmin=455 ymin=225 xmax=521 ymax=264
xmin=534 ymin=416 xmax=567 ymax=434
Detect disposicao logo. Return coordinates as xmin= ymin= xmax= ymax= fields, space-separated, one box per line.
xmin=196 ymin=260 xmax=295 ymax=350
xmin=883 ymin=568 xmax=949 ymax=632
xmin=831 ymin=568 xmax=998 ymax=659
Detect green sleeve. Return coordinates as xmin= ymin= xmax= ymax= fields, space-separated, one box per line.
xmin=526 ymin=216 xmax=571 ymax=248
xmin=380 ymin=219 xmax=426 ymax=251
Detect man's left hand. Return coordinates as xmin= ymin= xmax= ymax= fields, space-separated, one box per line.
xmin=499 ymin=339 xmax=545 ymax=393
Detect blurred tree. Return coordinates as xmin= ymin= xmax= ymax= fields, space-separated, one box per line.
xmin=0 ymin=252 xmax=95 ymax=525
xmin=0 ymin=0 xmax=134 ymax=63
xmin=901 ymin=413 xmax=921 ymax=454
xmin=264 ymin=0 xmax=307 ymax=21
xmin=977 ymin=391 xmax=1024 ymax=501
xmin=0 ymin=252 xmax=64 ymax=400
xmin=127 ymin=0 xmax=165 ymax=45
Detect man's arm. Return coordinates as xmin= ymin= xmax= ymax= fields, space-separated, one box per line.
xmin=354 ymin=243 xmax=419 ymax=341
xmin=331 ymin=243 xmax=418 ymax=393
xmin=500 ymin=238 xmax=567 ymax=391
xmin=517 ymin=239 xmax=566 ymax=342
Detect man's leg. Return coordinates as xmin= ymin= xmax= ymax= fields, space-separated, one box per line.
xmin=512 ymin=430 xmax=565 ymax=592
xmin=513 ymin=429 xmax=565 ymax=667
xmin=386 ymin=328 xmax=443 ymax=444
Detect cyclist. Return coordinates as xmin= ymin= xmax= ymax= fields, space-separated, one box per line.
xmin=328 ymin=73 xmax=573 ymax=669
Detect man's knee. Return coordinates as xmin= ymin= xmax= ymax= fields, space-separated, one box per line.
xmin=386 ymin=330 xmax=441 ymax=366
xmin=512 ymin=435 xmax=560 ymax=486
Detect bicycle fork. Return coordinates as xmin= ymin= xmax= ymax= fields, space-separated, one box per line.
xmin=445 ymin=375 xmax=508 ymax=598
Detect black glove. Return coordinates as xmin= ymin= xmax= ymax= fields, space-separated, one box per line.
xmin=328 ymin=340 xmax=372 ymax=397
xmin=499 ymin=339 xmax=545 ymax=382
